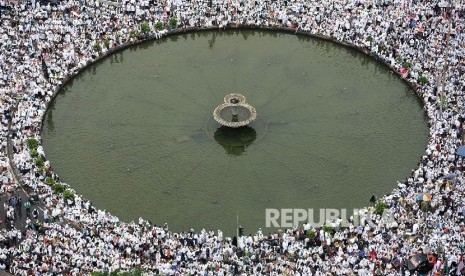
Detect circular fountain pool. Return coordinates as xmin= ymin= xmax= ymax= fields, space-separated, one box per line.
xmin=42 ymin=30 xmax=428 ymax=234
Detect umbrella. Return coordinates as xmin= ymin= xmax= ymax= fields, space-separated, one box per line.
xmin=457 ymin=145 xmax=465 ymax=157
xmin=408 ymin=253 xmax=428 ymax=271
xmin=408 ymin=253 xmax=433 ymax=273
xmin=416 ymin=193 xmax=432 ymax=202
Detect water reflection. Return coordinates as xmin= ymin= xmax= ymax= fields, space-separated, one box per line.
xmin=214 ymin=126 xmax=256 ymax=156
xmin=46 ymin=108 xmax=55 ymax=132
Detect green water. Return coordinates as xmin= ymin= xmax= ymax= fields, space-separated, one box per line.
xmin=42 ymin=30 xmax=428 ymax=235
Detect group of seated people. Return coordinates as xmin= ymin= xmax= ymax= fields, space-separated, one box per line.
xmin=0 ymin=0 xmax=464 ymax=274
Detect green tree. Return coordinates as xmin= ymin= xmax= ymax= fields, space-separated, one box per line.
xmin=30 ymin=149 xmax=39 ymax=158
xmin=306 ymin=229 xmax=316 ymax=239
xmin=46 ymin=177 xmax=55 ymax=185
xmin=375 ymin=200 xmax=388 ymax=215
xmin=35 ymin=156 xmax=45 ymax=167
xmin=26 ymin=138 xmax=39 ymax=150
xmin=418 ymin=75 xmax=429 ymax=85
xmin=155 ymin=21 xmax=163 ymax=30
xmin=93 ymin=43 xmax=102 ymax=53
xmin=140 ymin=22 xmax=151 ymax=34
xmin=64 ymin=189 xmax=75 ymax=200
xmin=322 ymin=225 xmax=334 ymax=234
xmin=402 ymin=61 xmax=412 ymax=69
xmin=53 ymin=183 xmax=66 ymax=194
xmin=169 ymin=17 xmax=178 ymax=28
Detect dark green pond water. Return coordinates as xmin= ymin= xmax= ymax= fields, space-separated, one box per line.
xmin=42 ymin=30 xmax=428 ymax=235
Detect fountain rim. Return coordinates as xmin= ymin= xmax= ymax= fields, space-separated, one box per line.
xmin=213 ymin=93 xmax=257 ymax=128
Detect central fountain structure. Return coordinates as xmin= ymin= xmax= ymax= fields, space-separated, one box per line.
xmin=213 ymin=93 xmax=257 ymax=128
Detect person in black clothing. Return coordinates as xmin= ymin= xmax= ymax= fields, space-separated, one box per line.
xmin=32 ymin=208 xmax=39 ymax=220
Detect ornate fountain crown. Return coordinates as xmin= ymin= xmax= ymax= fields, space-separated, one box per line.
xmin=213 ymin=93 xmax=257 ymax=128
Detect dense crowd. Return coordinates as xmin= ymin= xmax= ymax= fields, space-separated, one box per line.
xmin=0 ymin=0 xmax=465 ymax=274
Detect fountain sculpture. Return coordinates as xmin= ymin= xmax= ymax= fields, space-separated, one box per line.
xmin=213 ymin=93 xmax=257 ymax=128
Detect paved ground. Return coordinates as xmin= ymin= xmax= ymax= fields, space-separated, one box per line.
xmin=0 ymin=190 xmax=44 ymax=232
xmin=0 ymin=187 xmax=45 ymax=275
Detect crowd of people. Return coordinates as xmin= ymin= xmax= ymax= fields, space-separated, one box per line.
xmin=0 ymin=0 xmax=464 ymax=274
